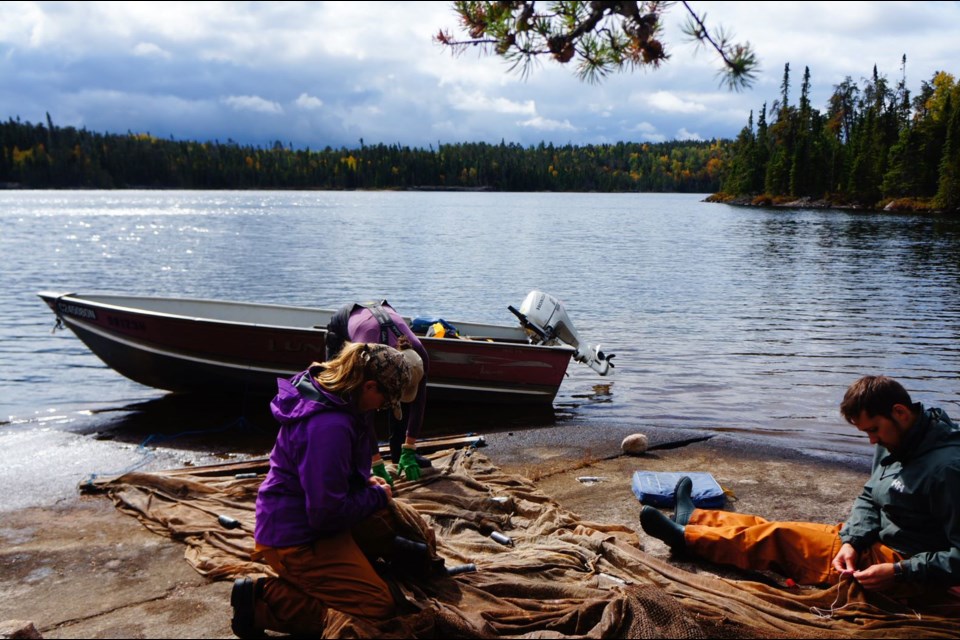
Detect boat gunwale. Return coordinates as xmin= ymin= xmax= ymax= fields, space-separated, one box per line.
xmin=38 ymin=291 xmax=576 ymax=353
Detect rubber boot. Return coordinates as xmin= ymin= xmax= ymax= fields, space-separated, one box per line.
xmin=640 ymin=506 xmax=686 ymax=551
xmin=230 ymin=577 xmax=265 ymax=639
xmin=673 ymin=476 xmax=695 ymax=526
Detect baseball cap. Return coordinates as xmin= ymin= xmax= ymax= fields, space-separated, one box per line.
xmin=366 ymin=343 xmax=424 ymax=419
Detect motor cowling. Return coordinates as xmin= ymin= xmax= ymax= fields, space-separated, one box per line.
xmin=510 ymin=291 xmax=615 ymax=376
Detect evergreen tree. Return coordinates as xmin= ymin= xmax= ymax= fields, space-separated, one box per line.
xmin=824 ymin=77 xmax=858 ymax=195
xmin=789 ymin=66 xmax=814 ymax=197
xmin=0 ymin=117 xmax=728 ymax=193
xmin=752 ymin=104 xmax=770 ymax=193
xmin=721 ymin=111 xmax=756 ymax=194
xmin=719 ymin=60 xmax=959 ymax=208
xmin=847 ymin=66 xmax=896 ymax=204
xmin=935 ymin=94 xmax=960 ymax=210
xmin=438 ymin=1 xmax=758 ymax=89
xmin=883 ymin=123 xmax=925 ymax=198
xmin=765 ymin=64 xmax=794 ymax=195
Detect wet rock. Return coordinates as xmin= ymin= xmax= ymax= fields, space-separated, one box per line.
xmin=621 ymin=433 xmax=649 ymax=455
xmin=0 ymin=620 xmax=42 ymax=639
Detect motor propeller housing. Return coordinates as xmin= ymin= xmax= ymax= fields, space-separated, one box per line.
xmin=510 ymin=291 xmax=615 ymax=376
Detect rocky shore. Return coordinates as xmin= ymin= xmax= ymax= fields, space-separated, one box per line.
xmin=704 ymin=192 xmax=948 ymax=213
xmin=0 ymin=420 xmax=875 ymax=639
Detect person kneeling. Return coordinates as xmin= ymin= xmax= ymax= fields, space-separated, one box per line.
xmin=231 ymin=342 xmax=432 ymax=638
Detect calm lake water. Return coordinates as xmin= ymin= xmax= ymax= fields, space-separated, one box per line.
xmin=2 ymin=190 xmax=960 ymax=462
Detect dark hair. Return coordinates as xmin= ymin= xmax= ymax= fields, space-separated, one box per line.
xmin=840 ymin=376 xmax=912 ymax=424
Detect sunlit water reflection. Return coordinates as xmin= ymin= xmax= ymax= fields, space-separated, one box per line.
xmin=3 ymin=190 xmax=959 ymax=464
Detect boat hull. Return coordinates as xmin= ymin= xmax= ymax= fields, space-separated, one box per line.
xmin=39 ymin=292 xmax=574 ymax=405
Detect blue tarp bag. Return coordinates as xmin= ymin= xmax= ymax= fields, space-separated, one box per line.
xmin=631 ymin=471 xmax=726 ymax=509
xmin=411 ymin=316 xmax=459 ymax=335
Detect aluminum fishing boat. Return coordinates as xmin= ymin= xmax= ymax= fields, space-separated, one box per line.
xmin=38 ymin=290 xmax=614 ymax=405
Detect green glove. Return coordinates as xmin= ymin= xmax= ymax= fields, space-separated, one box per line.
xmin=372 ymin=461 xmax=394 ymax=487
xmin=398 ymin=446 xmax=421 ymax=481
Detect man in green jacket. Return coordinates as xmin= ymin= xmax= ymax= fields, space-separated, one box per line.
xmin=640 ymin=375 xmax=960 ymax=592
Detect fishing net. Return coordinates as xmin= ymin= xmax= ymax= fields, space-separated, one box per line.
xmin=82 ymin=449 xmax=960 ymax=638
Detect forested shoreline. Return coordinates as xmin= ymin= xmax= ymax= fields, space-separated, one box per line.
xmin=0 ymin=115 xmax=725 ymax=193
xmin=717 ymin=61 xmax=960 ymax=213
xmin=3 ymin=60 xmax=958 ymax=213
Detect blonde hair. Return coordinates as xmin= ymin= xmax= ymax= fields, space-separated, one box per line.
xmin=311 ymin=341 xmax=376 ymax=398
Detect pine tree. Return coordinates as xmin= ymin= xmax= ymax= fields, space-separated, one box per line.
xmin=847 ymin=66 xmax=896 ymax=204
xmin=789 ymin=66 xmax=814 ymax=197
xmin=935 ymin=93 xmax=960 ymax=210
xmin=752 ymin=104 xmax=770 ymax=194
xmin=721 ymin=111 xmax=756 ymax=194
xmin=765 ymin=64 xmax=794 ymax=195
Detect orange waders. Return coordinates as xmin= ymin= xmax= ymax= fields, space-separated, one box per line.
xmin=684 ymin=509 xmax=903 ymax=585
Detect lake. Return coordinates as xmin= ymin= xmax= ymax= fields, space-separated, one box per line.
xmin=2 ymin=190 xmax=959 ymax=463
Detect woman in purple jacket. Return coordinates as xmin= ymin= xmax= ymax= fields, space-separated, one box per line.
xmin=231 ymin=341 xmax=423 ymax=638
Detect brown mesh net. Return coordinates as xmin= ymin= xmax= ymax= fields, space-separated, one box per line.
xmin=82 ymin=449 xmax=960 ymax=638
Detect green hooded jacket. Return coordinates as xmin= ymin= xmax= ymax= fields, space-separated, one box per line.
xmin=839 ymin=404 xmax=960 ymax=585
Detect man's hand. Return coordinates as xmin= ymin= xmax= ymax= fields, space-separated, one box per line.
xmin=852 ymin=562 xmax=897 ymax=591
xmin=832 ymin=544 xmax=898 ymax=591
xmin=398 ymin=445 xmax=421 ymax=481
xmin=372 ymin=460 xmax=394 ymax=487
xmin=832 ymin=542 xmax=859 ymax=574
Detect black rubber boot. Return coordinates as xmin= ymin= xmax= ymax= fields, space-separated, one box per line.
xmin=230 ymin=577 xmax=265 ymax=639
xmin=673 ymin=476 xmax=695 ymax=526
xmin=391 ymin=535 xmax=447 ymax=577
xmin=392 ymin=535 xmax=428 ymax=557
xmin=640 ymin=506 xmax=686 ymax=551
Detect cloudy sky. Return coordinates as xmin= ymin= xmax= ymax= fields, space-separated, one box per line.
xmin=2 ymin=1 xmax=958 ymax=150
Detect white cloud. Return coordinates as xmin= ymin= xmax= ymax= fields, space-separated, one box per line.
xmin=449 ymin=90 xmax=536 ymax=116
xmin=222 ymin=95 xmax=284 ymax=115
xmin=132 ymin=42 xmax=171 ymax=59
xmin=644 ymin=91 xmax=708 ymax=114
xmin=630 ymin=122 xmax=660 ymax=134
xmin=518 ymin=116 xmax=576 ymax=132
xmin=640 ymin=132 xmax=667 ymax=143
xmin=626 ymin=121 xmax=666 ymax=143
xmin=295 ymin=93 xmax=324 ymax=110
xmin=676 ymin=128 xmax=703 ymax=141
xmin=312 ymin=1 xmax=452 ymax=59
xmin=0 ymin=2 xmax=49 ymax=48
xmin=587 ymin=103 xmax=614 ymax=117
xmin=2 ymin=1 xmax=958 ymax=149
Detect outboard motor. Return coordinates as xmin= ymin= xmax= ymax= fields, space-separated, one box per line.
xmin=509 ymin=291 xmax=615 ymax=376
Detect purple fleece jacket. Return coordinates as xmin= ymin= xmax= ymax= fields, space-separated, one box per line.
xmin=347 ymin=304 xmax=429 ymax=439
xmin=254 ymin=369 xmax=388 ymax=548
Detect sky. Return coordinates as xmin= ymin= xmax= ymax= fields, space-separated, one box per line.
xmin=2 ymin=1 xmax=958 ymax=150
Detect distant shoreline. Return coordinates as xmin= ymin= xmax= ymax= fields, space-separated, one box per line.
xmin=1 ymin=183 xmax=954 ymax=211
xmin=704 ymin=192 xmax=954 ymax=215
